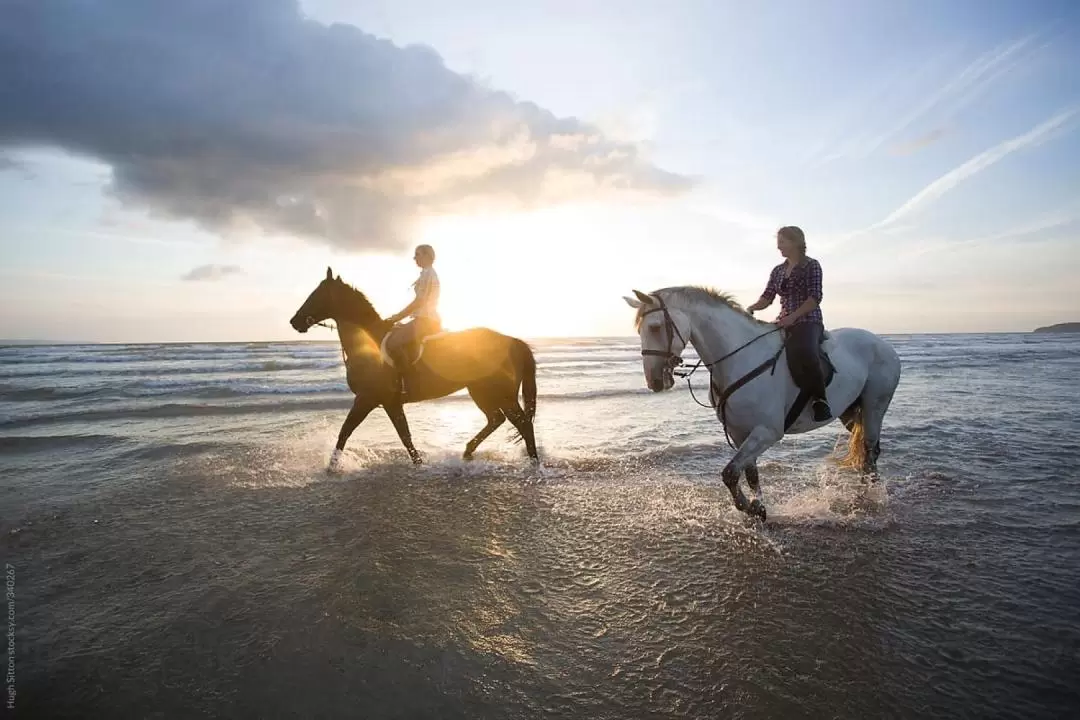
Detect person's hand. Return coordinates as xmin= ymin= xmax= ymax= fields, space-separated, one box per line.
xmin=387 ymin=314 xmax=402 ymax=325
xmin=775 ymin=315 xmax=796 ymax=329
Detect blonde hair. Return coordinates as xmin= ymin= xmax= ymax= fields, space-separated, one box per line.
xmin=415 ymin=244 xmax=435 ymax=262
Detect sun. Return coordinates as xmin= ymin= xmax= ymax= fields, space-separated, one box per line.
xmin=416 ymin=204 xmax=642 ymax=338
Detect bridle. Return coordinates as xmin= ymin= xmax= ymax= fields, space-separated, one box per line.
xmin=639 ymin=296 xmax=687 ymax=374
xmin=640 ymin=296 xmax=782 ymax=377
xmin=638 ymin=295 xmax=785 ymax=448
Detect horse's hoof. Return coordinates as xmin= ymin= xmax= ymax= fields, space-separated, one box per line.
xmin=748 ymin=500 xmax=767 ymax=522
xmin=462 ymin=452 xmax=474 ymax=462
xmin=411 ymin=456 xmax=424 ymax=466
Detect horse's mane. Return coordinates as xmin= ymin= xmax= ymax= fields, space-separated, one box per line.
xmin=332 ymin=277 xmax=384 ymax=325
xmin=635 ymin=286 xmax=770 ymax=328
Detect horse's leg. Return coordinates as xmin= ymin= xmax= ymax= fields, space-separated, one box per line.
xmin=383 ymin=401 xmax=423 ymax=465
xmin=502 ymin=398 xmax=539 ymax=462
xmin=721 ymin=425 xmax=780 ymax=520
xmin=744 ymin=462 xmax=764 ymax=509
xmin=858 ymin=387 xmax=895 ymax=478
xmin=329 ymin=397 xmax=376 ymax=472
xmin=463 ymin=386 xmax=505 ymax=461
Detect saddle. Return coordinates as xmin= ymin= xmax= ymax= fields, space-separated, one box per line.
xmin=783 ymin=336 xmax=836 ymax=430
xmin=705 ymin=329 xmax=837 ymax=447
xmin=379 ymin=329 xmax=449 ymax=369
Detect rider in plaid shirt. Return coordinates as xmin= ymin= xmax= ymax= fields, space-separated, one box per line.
xmin=746 ymin=226 xmax=832 ymax=421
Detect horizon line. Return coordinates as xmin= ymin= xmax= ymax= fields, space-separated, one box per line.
xmin=0 ymin=328 xmax=1071 ymax=346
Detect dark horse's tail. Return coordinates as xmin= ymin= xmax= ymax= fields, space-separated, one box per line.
xmin=513 ymin=338 xmax=537 ymax=422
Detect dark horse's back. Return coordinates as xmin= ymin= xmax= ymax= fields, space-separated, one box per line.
xmin=419 ymin=328 xmax=536 ymax=417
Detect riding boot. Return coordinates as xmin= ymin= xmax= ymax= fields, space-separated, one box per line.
xmin=812 ymin=398 xmax=832 ymax=422
xmin=389 ymin=349 xmax=410 ymax=396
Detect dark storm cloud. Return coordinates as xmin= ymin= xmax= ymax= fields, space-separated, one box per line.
xmin=0 ymin=0 xmax=693 ymax=250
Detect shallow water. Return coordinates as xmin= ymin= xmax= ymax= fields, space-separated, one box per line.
xmin=2 ymin=333 xmax=1078 ymax=718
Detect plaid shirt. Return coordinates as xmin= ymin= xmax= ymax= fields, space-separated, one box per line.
xmin=761 ymin=258 xmax=824 ymax=326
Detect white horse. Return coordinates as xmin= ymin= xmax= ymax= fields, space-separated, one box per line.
xmin=624 ymin=287 xmax=901 ymax=521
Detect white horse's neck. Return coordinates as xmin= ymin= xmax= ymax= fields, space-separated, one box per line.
xmin=663 ymin=292 xmax=780 ymax=389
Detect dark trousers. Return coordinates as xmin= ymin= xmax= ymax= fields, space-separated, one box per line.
xmin=785 ymin=321 xmax=828 ymax=401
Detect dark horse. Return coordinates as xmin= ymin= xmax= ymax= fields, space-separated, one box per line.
xmin=290 ymin=268 xmax=539 ymax=468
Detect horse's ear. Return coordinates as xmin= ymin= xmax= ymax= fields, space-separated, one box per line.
xmin=335 ymin=275 xmax=340 ymax=281
xmin=326 ymin=267 xmax=333 ymax=281
xmin=632 ymin=289 xmax=654 ymax=306
xmin=623 ymin=295 xmax=643 ymax=309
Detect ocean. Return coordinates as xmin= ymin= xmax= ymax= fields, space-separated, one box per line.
xmin=1 ymin=333 xmax=1078 ymax=719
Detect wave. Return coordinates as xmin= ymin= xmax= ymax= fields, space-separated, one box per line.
xmin=0 ymin=379 xmax=353 ymax=403
xmin=0 ymin=382 xmax=714 ymax=429
xmin=0 ymin=355 xmax=651 ymax=381
xmin=0 ymin=433 xmax=127 ymax=453
xmin=0 ymin=358 xmax=344 ymax=381
xmin=0 ymin=344 xmax=342 ymax=367
xmin=0 ymin=399 xmax=353 ymax=429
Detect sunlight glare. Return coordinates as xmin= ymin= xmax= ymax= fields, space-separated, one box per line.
xmin=417 ymin=204 xmax=648 ymax=338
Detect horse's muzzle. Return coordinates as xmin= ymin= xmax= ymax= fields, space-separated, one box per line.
xmin=290 ymin=314 xmax=313 ymax=333
xmin=647 ymin=368 xmax=675 ymax=392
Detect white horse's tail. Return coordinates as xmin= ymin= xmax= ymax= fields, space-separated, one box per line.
xmin=833 ymin=404 xmax=869 ymax=471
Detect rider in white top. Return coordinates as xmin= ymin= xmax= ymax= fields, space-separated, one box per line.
xmin=386 ymin=245 xmax=442 ymax=395
xmin=411 ymin=265 xmax=440 ymax=321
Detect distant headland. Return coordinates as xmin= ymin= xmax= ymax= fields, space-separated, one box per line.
xmin=1033 ymin=322 xmax=1080 ymax=333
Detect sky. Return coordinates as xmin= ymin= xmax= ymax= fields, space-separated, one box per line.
xmin=1 ymin=0 xmax=1078 ymax=342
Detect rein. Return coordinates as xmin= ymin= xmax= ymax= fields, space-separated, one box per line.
xmin=641 ymin=299 xmax=785 ymax=449
xmin=680 ymin=327 xmax=785 ymax=449
xmin=310 ymin=317 xmax=393 ymax=366
xmin=312 ymin=319 xmax=348 ymax=364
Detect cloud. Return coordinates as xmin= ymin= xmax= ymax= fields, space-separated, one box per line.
xmin=181 ymin=264 xmax=244 ymax=282
xmin=902 ymin=210 xmax=1080 ymax=260
xmin=876 ymin=108 xmax=1077 ymax=228
xmin=859 ymin=35 xmax=1038 ymax=158
xmin=888 ymin=127 xmax=949 ymax=156
xmin=809 ymin=35 xmax=1041 ymax=166
xmin=0 ymin=0 xmax=692 ymax=252
xmin=0 ymin=152 xmax=35 ymax=179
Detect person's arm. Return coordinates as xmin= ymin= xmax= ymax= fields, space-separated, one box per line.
xmin=388 ymin=272 xmax=432 ymax=324
xmin=778 ymin=297 xmax=819 ymax=325
xmin=746 ymin=270 xmax=778 ymax=313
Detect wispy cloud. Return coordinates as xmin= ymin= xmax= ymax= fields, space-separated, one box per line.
xmin=181 ymin=264 xmax=244 ymax=282
xmin=684 ymin=190 xmax=781 ymax=234
xmin=888 ymin=127 xmax=949 ymax=156
xmin=863 ymin=35 xmax=1039 ymax=156
xmin=809 ymin=34 xmax=1042 ymax=165
xmin=903 ymin=209 xmax=1080 ymax=259
xmin=876 ymin=108 xmax=1077 ymax=228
